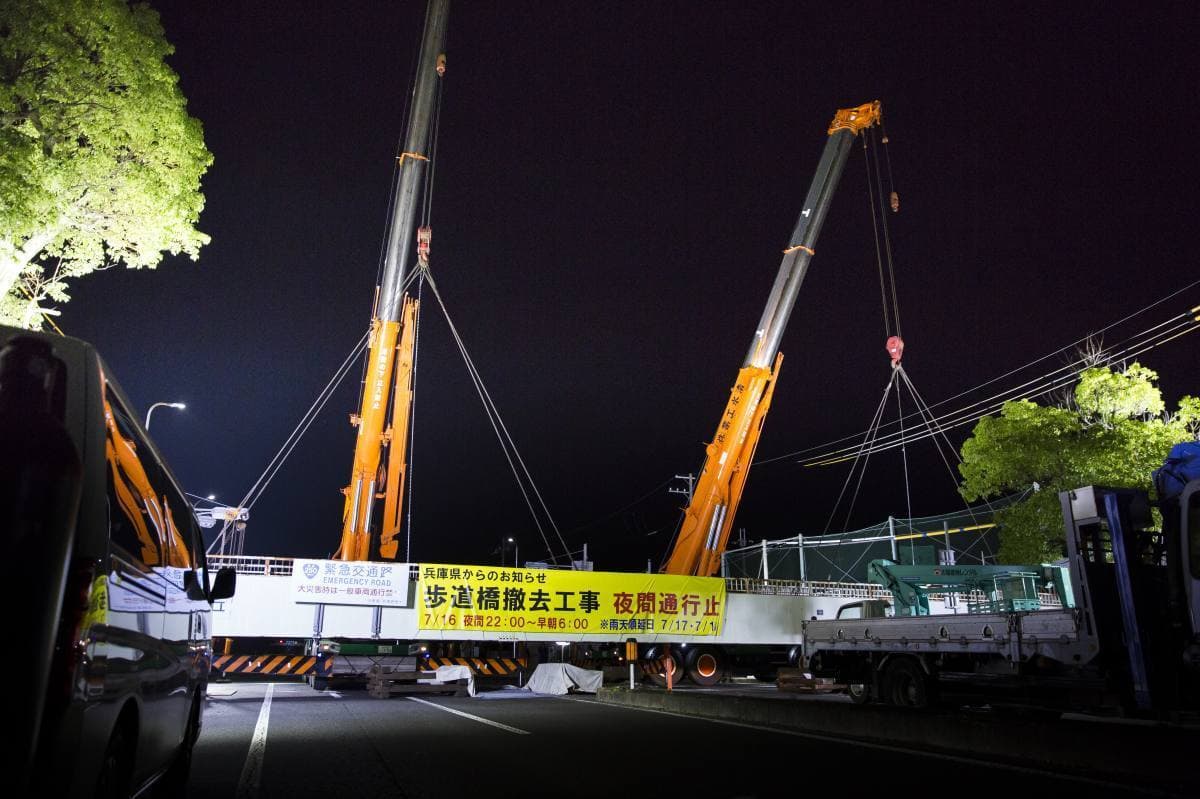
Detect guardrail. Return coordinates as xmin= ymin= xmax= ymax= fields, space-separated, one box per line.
xmin=725 ymin=578 xmax=893 ymax=598
xmin=209 ymin=555 xmax=295 ymax=576
xmin=208 ymin=556 xmax=424 ymax=581
xmin=725 ymin=578 xmax=1064 ymax=609
xmin=206 ymin=558 xmax=1063 ymax=610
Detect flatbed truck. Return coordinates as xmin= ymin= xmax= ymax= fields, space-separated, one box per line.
xmin=802 ymin=478 xmax=1200 ymax=715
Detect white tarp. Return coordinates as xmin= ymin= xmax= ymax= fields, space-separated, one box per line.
xmin=418 ymin=664 xmax=476 ymax=697
xmin=525 ymin=663 xmax=604 ymax=695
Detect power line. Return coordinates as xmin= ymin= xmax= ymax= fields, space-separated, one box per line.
xmin=798 ymin=319 xmax=1198 ymax=467
xmin=755 ymin=295 xmax=1199 ymax=468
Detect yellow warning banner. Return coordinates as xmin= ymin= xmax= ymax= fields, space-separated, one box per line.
xmin=416 ymin=564 xmax=725 ymax=636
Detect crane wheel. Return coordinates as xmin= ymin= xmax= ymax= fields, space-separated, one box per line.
xmin=643 ymin=647 xmax=685 ymax=687
xmin=684 ymin=647 xmax=726 ymax=687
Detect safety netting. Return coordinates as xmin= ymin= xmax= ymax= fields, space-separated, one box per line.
xmin=721 ymin=489 xmax=1031 ymax=583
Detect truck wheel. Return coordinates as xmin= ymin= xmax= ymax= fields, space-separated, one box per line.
xmin=157 ymin=693 xmax=201 ymax=795
xmin=685 ymin=647 xmax=725 ymax=687
xmin=846 ymin=682 xmax=872 ymax=705
xmin=96 ymin=718 xmax=134 ymax=799
xmin=883 ymin=658 xmax=932 ymax=709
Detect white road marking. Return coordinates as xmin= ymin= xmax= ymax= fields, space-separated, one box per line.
xmin=565 ymin=698 xmax=1172 ymax=795
xmin=327 ymin=691 xmax=342 ymax=698
xmin=406 ymin=697 xmax=530 ymax=734
xmin=236 ymin=683 xmax=275 ymax=799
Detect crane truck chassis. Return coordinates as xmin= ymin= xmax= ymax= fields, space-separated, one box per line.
xmin=802 ymin=477 xmax=1200 ymax=716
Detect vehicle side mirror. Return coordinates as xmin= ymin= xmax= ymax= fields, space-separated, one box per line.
xmin=209 ymin=567 xmax=237 ymax=601
xmin=183 ymin=569 xmax=207 ymax=600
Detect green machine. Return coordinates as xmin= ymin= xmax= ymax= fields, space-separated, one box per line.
xmin=866 ymin=559 xmax=1075 ymax=617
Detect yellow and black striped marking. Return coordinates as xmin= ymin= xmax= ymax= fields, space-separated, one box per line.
xmin=420 ymin=657 xmax=526 ymax=676
xmin=639 ymin=657 xmax=676 ymax=676
xmin=213 ymin=654 xmax=330 ymax=677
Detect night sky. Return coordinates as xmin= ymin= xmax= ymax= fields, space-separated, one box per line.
xmin=61 ymin=2 xmax=1198 ymax=571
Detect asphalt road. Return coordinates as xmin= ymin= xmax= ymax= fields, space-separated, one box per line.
xmin=191 ymin=682 xmax=1159 ymax=798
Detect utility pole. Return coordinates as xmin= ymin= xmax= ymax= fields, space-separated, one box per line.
xmin=669 ymin=473 xmax=696 ymax=503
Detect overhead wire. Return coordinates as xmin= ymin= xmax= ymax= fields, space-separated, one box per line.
xmin=895 ymin=366 xmax=996 ymax=557
xmin=562 ymin=477 xmax=676 ymax=536
xmin=755 ymin=279 xmax=1200 ymax=466
xmin=755 ymin=305 xmax=1198 ymax=469
xmin=797 ymin=315 xmax=1199 ymax=467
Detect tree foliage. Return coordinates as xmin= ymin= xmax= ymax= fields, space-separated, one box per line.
xmin=959 ymin=364 xmax=1198 ymax=562
xmin=0 ymin=0 xmax=212 ymax=327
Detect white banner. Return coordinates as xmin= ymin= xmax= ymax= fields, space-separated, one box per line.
xmin=290 ymin=559 xmax=410 ymax=607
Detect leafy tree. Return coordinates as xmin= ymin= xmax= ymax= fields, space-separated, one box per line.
xmin=959 ymin=364 xmax=1198 ymax=563
xmin=0 ymin=0 xmax=212 ymax=327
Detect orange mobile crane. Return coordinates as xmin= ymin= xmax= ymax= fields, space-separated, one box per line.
xmin=335 ymin=0 xmax=449 ymax=562
xmin=662 ymin=101 xmax=882 ymax=578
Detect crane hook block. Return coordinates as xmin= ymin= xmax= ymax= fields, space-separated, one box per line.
xmin=886 ymin=336 xmax=905 ymax=366
xmin=417 ymin=226 xmax=432 ymax=266
xmin=436 ymin=54 xmax=447 ymax=77
xmin=890 ymin=191 xmax=900 ymax=213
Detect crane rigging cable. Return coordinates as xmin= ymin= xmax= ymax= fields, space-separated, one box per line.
xmin=798 ymin=313 xmax=1199 ymax=467
xmin=822 ymin=373 xmax=895 ymax=534
xmin=820 ymin=125 xmax=1014 ymax=539
xmin=401 ymin=274 xmax=425 ymax=562
xmin=420 ymin=269 xmax=573 ymax=566
xmin=868 ymin=131 xmax=897 ymax=335
xmin=205 ymin=327 xmax=368 ymax=554
xmin=821 ymin=119 xmax=920 ymax=530
xmin=754 ymin=285 xmax=1200 ymax=469
xmin=871 ymin=127 xmax=902 ymax=338
xmin=205 ymin=267 xmax=425 ymax=555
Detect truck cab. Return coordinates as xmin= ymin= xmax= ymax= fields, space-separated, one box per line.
xmin=834 ymin=599 xmax=890 ymax=620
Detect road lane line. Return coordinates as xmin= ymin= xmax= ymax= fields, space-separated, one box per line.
xmin=236 ymin=683 xmax=275 ymax=799
xmin=564 ymin=698 xmax=1173 ymax=796
xmin=406 ymin=697 xmax=530 ymax=734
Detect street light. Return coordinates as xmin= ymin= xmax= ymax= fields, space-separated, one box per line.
xmin=500 ymin=536 xmax=519 ymax=568
xmin=145 ymin=401 xmax=186 ymax=429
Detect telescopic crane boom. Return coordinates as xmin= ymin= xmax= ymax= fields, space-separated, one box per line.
xmin=663 ymin=102 xmax=882 ymax=577
xmin=335 ymin=0 xmax=449 ymax=561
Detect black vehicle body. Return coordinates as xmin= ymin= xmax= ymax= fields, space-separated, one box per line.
xmin=4 ymin=325 xmax=234 ymax=797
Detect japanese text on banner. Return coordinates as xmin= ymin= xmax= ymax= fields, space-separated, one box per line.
xmin=416 ymin=564 xmax=725 ymax=636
